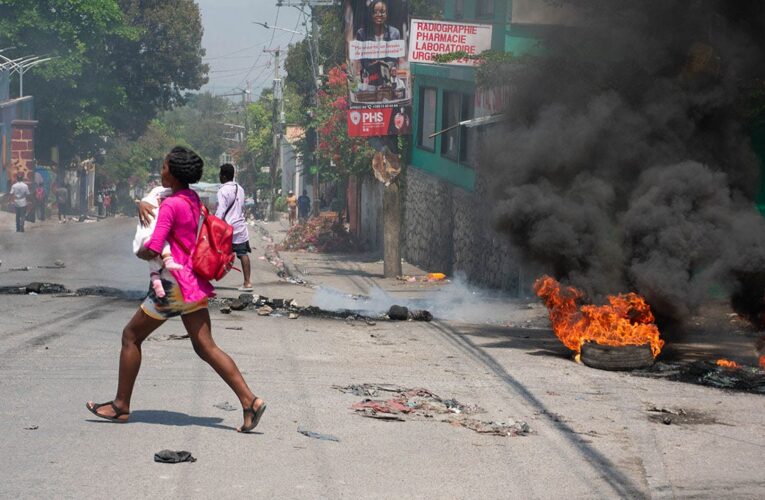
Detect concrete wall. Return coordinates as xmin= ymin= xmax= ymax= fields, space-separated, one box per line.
xmin=404 ymin=166 xmax=529 ymax=293
xmin=359 ymin=176 xmax=384 ymax=252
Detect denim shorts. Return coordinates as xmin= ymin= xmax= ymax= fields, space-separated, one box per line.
xmin=232 ymin=241 xmax=251 ymax=257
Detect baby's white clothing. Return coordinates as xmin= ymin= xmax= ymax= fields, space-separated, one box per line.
xmin=133 ymin=186 xmax=173 ymax=274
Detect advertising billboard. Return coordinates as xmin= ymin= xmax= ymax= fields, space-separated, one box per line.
xmin=409 ymin=19 xmax=492 ymax=66
xmin=343 ymin=0 xmax=411 ymax=137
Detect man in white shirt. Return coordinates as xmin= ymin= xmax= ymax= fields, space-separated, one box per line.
xmin=9 ymin=173 xmax=30 ymax=232
xmin=216 ymin=164 xmax=253 ymax=291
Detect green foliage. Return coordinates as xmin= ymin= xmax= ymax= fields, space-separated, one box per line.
xmin=101 ymin=93 xmax=232 ymax=185
xmin=410 ymin=0 xmax=445 ymax=19
xmin=0 ymin=0 xmax=208 ymax=161
xmin=274 ymin=195 xmax=287 ymax=212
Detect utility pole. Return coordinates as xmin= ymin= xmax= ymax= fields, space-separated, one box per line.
xmin=275 ymin=0 xmax=334 ymax=217
xmin=264 ymin=48 xmax=281 ymax=221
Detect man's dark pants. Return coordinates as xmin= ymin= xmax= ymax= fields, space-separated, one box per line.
xmin=15 ymin=206 xmax=26 ymax=232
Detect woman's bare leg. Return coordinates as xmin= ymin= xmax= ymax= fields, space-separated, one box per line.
xmin=181 ymin=308 xmax=263 ymax=431
xmin=87 ymin=307 xmax=165 ymax=419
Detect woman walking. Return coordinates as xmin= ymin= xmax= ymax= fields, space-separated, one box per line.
xmin=86 ymin=146 xmax=266 ymax=432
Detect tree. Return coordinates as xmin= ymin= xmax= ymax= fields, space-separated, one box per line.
xmin=0 ymin=0 xmax=208 ymax=162
xmin=313 ymin=65 xmax=375 ymax=179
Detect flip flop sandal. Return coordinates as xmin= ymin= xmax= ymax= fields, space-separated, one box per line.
xmin=86 ymin=401 xmax=129 ymax=423
xmin=238 ymin=398 xmax=267 ymax=433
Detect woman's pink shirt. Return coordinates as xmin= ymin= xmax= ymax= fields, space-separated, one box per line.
xmin=146 ymin=189 xmax=214 ymax=302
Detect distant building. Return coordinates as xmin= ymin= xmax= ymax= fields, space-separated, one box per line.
xmin=0 ymin=69 xmax=37 ymax=191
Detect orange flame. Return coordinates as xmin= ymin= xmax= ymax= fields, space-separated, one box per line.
xmin=534 ymin=275 xmax=664 ymax=358
xmin=759 ymin=356 xmax=765 ymax=370
xmin=715 ymin=359 xmax=741 ymax=369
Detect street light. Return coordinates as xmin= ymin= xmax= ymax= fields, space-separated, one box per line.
xmin=0 ymin=53 xmax=53 ymax=97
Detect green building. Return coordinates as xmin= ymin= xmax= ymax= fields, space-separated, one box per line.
xmin=405 ymin=0 xmax=545 ymax=290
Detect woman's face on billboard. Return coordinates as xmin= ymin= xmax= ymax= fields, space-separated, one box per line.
xmin=372 ymin=2 xmax=387 ymax=26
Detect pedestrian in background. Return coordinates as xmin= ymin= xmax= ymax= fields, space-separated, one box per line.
xmin=96 ymin=191 xmax=104 ymax=217
xmin=287 ymin=190 xmax=297 ymax=226
xmin=103 ymin=192 xmax=111 ymax=217
xmin=217 ymin=163 xmax=254 ymax=292
xmin=56 ymin=184 xmax=68 ymax=222
xmin=9 ymin=173 xmax=30 ymax=232
xmin=297 ymin=189 xmax=311 ymax=223
xmin=35 ymin=182 xmax=46 ymax=221
xmin=86 ymin=146 xmax=266 ymax=432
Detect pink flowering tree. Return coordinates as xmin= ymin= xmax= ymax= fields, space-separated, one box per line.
xmin=312 ymin=64 xmax=375 ymax=179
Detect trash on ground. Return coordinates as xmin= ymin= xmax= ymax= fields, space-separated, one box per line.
xmin=213 ymin=401 xmax=238 ymax=412
xmin=634 ymin=360 xmax=765 ymax=394
xmin=225 ymin=326 xmax=243 ymax=331
xmin=220 ymin=306 xmax=232 ymax=314
xmin=297 ymin=427 xmax=341 ymax=442
xmin=289 ymin=312 xmax=299 ymax=319
xmin=277 ymin=216 xmax=357 ymax=253
xmin=148 ymin=334 xmax=189 ymax=342
xmin=9 ymin=266 xmax=30 ymax=271
xmin=335 ymin=383 xmax=527 ymax=437
xmin=24 ymin=425 xmax=39 ymax=430
xmin=397 ymin=273 xmax=449 ymax=283
xmin=448 ymin=418 xmax=530 ymax=437
xmin=37 ymin=260 xmax=66 ymax=269
xmin=153 ymin=450 xmax=197 ymax=463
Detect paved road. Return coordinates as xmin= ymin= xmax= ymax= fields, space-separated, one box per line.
xmin=1 ymin=215 xmax=764 ymax=499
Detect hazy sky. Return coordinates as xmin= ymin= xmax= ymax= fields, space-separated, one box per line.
xmin=197 ymin=0 xmax=304 ymax=98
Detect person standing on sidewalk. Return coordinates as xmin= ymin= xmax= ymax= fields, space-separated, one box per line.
xmin=286 ymin=190 xmax=297 ymax=226
xmin=56 ymin=184 xmax=68 ymax=222
xmin=86 ymin=146 xmax=266 ymax=432
xmin=9 ymin=173 xmax=30 ymax=232
xmin=217 ymin=163 xmax=254 ymax=292
xmin=34 ymin=182 xmax=46 ymax=221
xmin=297 ymin=189 xmax=311 ymax=223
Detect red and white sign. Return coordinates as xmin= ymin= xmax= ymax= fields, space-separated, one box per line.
xmin=409 ymin=19 xmax=492 ymax=66
xmin=347 ymin=108 xmax=413 ymax=137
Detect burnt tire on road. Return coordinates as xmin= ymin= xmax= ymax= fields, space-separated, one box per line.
xmin=580 ymin=342 xmax=655 ymax=371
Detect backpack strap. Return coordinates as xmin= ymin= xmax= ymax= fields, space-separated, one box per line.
xmin=170 ymin=194 xmax=204 ymax=255
xmin=221 ymin=184 xmax=238 ymax=221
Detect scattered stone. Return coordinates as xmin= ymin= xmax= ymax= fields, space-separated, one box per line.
xmin=409 ymin=309 xmax=433 ymax=322
xmin=24 ymin=425 xmax=39 ymax=430
xmin=257 ymin=305 xmax=273 ymax=316
xmin=229 ymin=299 xmax=247 ymax=311
xmin=388 ymin=305 xmax=409 ymax=320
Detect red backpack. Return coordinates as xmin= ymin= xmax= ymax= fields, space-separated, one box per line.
xmin=175 ymin=196 xmax=235 ymax=281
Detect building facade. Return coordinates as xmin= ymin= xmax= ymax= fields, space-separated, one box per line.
xmin=405 ymin=0 xmax=540 ymax=291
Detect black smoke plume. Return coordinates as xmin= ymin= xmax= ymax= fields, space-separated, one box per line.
xmin=483 ymin=0 xmax=765 ymax=325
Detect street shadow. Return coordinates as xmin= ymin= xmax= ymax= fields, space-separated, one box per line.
xmin=428 ymin=320 xmax=649 ymax=499
xmin=122 ymin=410 xmax=248 ymax=431
xmin=443 ymin=323 xmax=570 ymax=359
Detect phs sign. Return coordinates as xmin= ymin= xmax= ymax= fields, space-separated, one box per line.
xmin=409 ymin=19 xmax=493 ymax=66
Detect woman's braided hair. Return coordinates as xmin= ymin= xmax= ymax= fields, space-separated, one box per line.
xmin=166 ymin=146 xmax=204 ymax=185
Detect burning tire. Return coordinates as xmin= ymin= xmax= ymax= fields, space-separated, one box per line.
xmin=580 ymin=342 xmax=655 ymax=371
